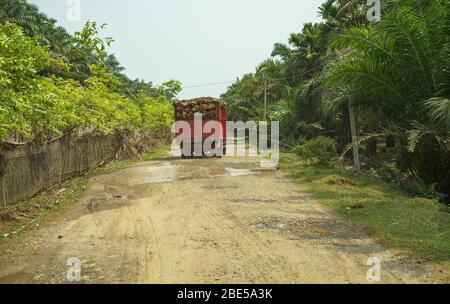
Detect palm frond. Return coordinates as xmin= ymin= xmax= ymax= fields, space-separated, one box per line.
xmin=425 ymin=97 xmax=450 ymax=127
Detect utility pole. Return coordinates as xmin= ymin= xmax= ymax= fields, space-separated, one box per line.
xmin=264 ymin=79 xmax=268 ymax=121
xmin=348 ymin=101 xmax=361 ymax=173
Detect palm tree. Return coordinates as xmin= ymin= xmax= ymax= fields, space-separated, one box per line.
xmin=272 ymin=23 xmax=328 ymax=83
xmin=325 ymin=0 xmax=450 ymax=196
xmin=318 ymin=0 xmax=369 ymax=33
xmin=105 ymin=54 xmax=126 ymax=76
xmin=1 ymin=0 xmax=72 ymax=55
xmin=0 ymin=0 xmax=39 ymax=34
xmin=268 ymin=22 xmax=333 ymax=141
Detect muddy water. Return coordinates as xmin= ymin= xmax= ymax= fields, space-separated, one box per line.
xmin=123 ymin=164 xmax=178 ymax=185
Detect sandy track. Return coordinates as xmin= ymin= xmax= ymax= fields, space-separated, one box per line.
xmin=0 ymin=153 xmax=431 ymax=283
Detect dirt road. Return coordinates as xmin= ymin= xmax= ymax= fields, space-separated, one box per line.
xmin=0 ymin=151 xmax=432 ymax=283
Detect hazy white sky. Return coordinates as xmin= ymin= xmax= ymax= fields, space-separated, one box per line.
xmin=30 ymin=0 xmax=324 ymax=99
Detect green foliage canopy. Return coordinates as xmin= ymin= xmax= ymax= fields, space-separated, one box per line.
xmin=0 ymin=21 xmax=176 ymax=143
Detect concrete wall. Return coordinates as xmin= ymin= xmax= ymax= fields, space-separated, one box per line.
xmin=0 ymin=130 xmax=170 ymax=206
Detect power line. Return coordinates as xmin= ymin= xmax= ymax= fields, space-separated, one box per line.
xmin=182 ymin=80 xmax=235 ymax=89
xmin=181 ymin=0 xmax=430 ymax=90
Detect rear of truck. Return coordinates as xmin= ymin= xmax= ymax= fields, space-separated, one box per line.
xmin=173 ymin=97 xmax=227 ymax=157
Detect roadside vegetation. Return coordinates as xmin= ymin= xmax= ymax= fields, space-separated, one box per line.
xmin=281 ymin=152 xmax=450 ymax=262
xmin=222 ymin=0 xmax=450 ymax=204
xmin=0 ymin=0 xmax=178 ymax=145
xmin=0 ymin=1 xmax=177 ymax=220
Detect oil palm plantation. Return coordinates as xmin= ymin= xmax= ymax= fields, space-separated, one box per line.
xmin=0 ymin=0 xmax=39 ymax=34
xmin=325 ymin=0 xmax=450 ymax=198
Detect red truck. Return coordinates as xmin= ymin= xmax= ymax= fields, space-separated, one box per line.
xmin=173 ymin=97 xmax=227 ymax=158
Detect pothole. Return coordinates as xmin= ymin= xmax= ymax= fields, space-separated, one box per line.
xmin=86 ymin=193 xmax=130 ymax=212
xmin=251 ymin=217 xmax=359 ymax=239
xmin=229 ymin=198 xmax=277 ymax=204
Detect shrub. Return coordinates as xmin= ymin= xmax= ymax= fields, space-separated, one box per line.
xmin=0 ymin=23 xmax=176 ymax=142
xmin=375 ymin=164 xmax=444 ymax=200
xmin=142 ymin=96 xmax=175 ymax=131
xmin=293 ymin=136 xmax=337 ymax=165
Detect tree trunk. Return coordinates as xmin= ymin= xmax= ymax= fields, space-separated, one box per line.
xmin=348 ymin=101 xmax=361 ymax=173
xmin=338 ymin=105 xmax=352 ymax=153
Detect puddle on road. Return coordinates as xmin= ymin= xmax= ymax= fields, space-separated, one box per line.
xmin=125 ymin=164 xmax=177 ymax=186
xmin=305 ymin=225 xmax=330 ymax=235
xmin=95 ymin=155 xmax=276 ymax=188
xmin=83 ymin=163 xmax=178 ymax=213
xmin=225 ymin=168 xmax=256 ymax=177
xmin=86 ymin=193 xmax=130 ymax=212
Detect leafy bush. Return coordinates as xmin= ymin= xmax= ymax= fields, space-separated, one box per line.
xmin=0 ymin=22 xmax=54 ymax=139
xmin=0 ymin=23 xmax=175 ymax=143
xmin=142 ymin=96 xmax=175 ymax=130
xmin=375 ymin=163 xmax=445 ymax=200
xmin=293 ymin=136 xmax=337 ymax=165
